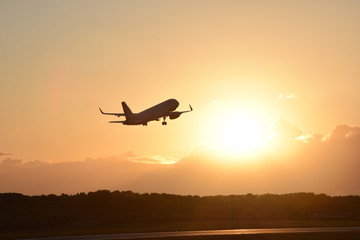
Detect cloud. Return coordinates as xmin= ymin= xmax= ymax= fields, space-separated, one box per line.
xmin=272 ymin=118 xmax=303 ymax=140
xmin=286 ymin=93 xmax=297 ymax=99
xmin=0 ymin=152 xmax=13 ymax=157
xmin=277 ymin=93 xmax=297 ymax=102
xmin=0 ymin=158 xmax=21 ymax=166
xmin=328 ymin=124 xmax=360 ymax=142
xmin=119 ymin=151 xmax=179 ymax=164
xmin=1 ymin=123 xmax=360 ymax=196
xmin=129 ymin=155 xmax=179 ymax=165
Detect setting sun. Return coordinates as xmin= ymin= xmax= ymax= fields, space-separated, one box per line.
xmin=201 ymin=102 xmax=271 ymax=158
xmin=216 ymin=115 xmax=264 ymax=156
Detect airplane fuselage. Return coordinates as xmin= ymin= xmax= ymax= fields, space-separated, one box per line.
xmin=125 ymin=99 xmax=179 ymax=125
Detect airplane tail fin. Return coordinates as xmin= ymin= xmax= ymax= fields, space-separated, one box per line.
xmin=121 ymin=101 xmax=134 ymax=121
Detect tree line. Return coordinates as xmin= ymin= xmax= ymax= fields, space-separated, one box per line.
xmin=1 ymin=191 xmax=360 ymax=235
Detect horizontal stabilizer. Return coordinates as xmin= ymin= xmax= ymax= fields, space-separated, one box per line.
xmin=109 ymin=121 xmax=125 ymax=123
xmin=99 ymin=107 xmax=125 ymax=117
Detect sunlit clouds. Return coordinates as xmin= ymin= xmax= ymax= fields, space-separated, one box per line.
xmin=2 ymin=122 xmax=360 ymax=196
xmin=129 ymin=154 xmax=178 ymax=165
xmin=277 ymin=93 xmax=297 ymax=102
xmin=2 ymin=118 xmax=360 ymax=196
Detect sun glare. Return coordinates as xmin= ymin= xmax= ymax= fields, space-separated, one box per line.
xmin=216 ymin=115 xmax=265 ymax=156
xmin=203 ymin=103 xmax=271 ymax=159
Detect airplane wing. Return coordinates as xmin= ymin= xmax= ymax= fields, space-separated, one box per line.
xmin=109 ymin=121 xmax=125 ymax=123
xmin=173 ymin=104 xmax=193 ymax=114
xmin=167 ymin=105 xmax=193 ymax=119
xmin=99 ymin=108 xmax=125 ymax=117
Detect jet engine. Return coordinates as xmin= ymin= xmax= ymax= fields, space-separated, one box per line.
xmin=169 ymin=112 xmax=182 ymax=120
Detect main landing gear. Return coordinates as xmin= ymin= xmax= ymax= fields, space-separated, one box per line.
xmin=162 ymin=116 xmax=167 ymax=126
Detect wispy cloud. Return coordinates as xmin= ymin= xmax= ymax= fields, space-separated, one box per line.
xmin=129 ymin=155 xmax=179 ymax=165
xmin=277 ymin=93 xmax=297 ymax=102
xmin=0 ymin=152 xmax=13 ymax=157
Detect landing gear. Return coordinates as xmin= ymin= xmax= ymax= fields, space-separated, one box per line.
xmin=142 ymin=123 xmax=147 ymax=126
xmin=162 ymin=116 xmax=167 ymax=126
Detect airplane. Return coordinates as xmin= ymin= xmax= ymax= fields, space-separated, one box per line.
xmin=99 ymin=99 xmax=192 ymax=126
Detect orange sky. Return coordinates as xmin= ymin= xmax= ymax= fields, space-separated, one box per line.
xmin=1 ymin=1 xmax=360 ymax=195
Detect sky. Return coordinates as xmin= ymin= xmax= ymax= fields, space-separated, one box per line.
xmin=1 ymin=0 xmax=360 ymax=195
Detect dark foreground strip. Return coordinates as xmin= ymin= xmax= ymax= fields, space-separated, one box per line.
xmin=24 ymin=227 xmax=360 ymax=240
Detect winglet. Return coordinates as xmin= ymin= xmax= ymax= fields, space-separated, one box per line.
xmin=99 ymin=107 xmax=104 ymax=114
xmin=189 ymin=105 xmax=193 ymax=111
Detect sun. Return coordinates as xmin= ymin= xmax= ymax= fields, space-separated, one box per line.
xmin=219 ymin=117 xmax=262 ymax=151
xmin=199 ymin=101 xmax=273 ymax=160
xmin=215 ymin=114 xmax=265 ymax=157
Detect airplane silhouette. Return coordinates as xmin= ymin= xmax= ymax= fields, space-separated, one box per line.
xmin=99 ymin=99 xmax=192 ymax=126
